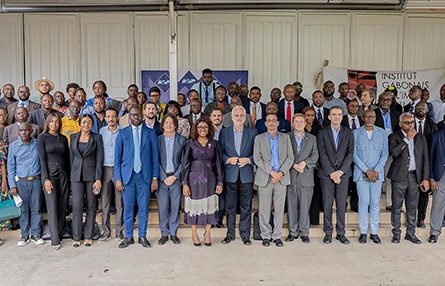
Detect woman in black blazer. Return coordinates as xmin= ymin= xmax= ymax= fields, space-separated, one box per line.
xmin=70 ymin=114 xmax=104 ymax=247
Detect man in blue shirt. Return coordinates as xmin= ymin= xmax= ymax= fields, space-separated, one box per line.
xmin=7 ymin=123 xmax=43 ymax=247
xmin=191 ymin=68 xmax=218 ymax=109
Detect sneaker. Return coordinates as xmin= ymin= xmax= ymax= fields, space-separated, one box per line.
xmin=98 ymin=234 xmax=111 ymax=243
xmin=31 ymin=236 xmax=45 ymax=245
xmin=17 ymin=237 xmax=30 ymax=247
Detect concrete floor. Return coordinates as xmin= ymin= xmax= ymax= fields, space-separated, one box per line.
xmin=1 ymin=231 xmax=445 ymax=286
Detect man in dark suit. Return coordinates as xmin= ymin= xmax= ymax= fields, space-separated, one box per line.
xmin=311 ymin=90 xmax=330 ymax=128
xmin=278 ymin=84 xmax=305 ymax=124
xmin=404 ymin=85 xmax=435 ymax=122
xmin=292 ymin=82 xmax=310 ymax=108
xmin=317 ymin=106 xmax=354 ymax=244
xmin=220 ymin=106 xmax=258 ymax=245
xmin=184 ymin=99 xmax=203 ymax=127
xmin=243 ymin=86 xmax=266 ymax=128
xmin=256 ymin=101 xmax=291 ymax=134
xmin=388 ymin=112 xmax=429 ymax=244
xmin=143 ymin=102 xmax=162 ymax=136
xmin=115 ymin=106 xmax=159 ymax=248
xmin=28 ymin=94 xmax=63 ymax=132
xmin=7 ymin=86 xmax=40 ymax=124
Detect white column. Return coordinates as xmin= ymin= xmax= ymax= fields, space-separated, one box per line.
xmin=169 ymin=0 xmax=178 ymax=101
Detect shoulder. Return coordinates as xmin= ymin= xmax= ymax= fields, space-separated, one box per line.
xmin=305 ymin=133 xmax=316 ymax=141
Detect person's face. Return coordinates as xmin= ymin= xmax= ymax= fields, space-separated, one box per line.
xmin=312 ymin=92 xmax=324 ymax=107
xmin=144 ymin=104 xmax=157 ymax=119
xmin=125 ymin=98 xmax=138 ymax=112
xmin=75 ymin=91 xmax=86 ymax=105
xmin=323 ymin=82 xmax=335 ymax=98
xmin=414 ymin=102 xmax=428 ymax=118
xmin=210 ymin=110 xmax=222 ymax=126
xmin=265 ymin=114 xmax=279 ymax=133
xmin=167 ymin=105 xmax=179 ymax=117
xmin=266 ymin=104 xmax=278 ymax=115
xmin=178 ymin=94 xmax=186 ymax=106
xmin=360 ymin=91 xmax=373 ymax=106
xmin=0 ymin=109 xmax=7 ymax=125
xmin=422 ymin=90 xmax=430 ymax=101
xmin=105 ymin=110 xmax=118 ymax=127
xmin=163 ymin=117 xmax=175 ymax=133
xmin=54 ymin=92 xmax=65 ymax=106
xmin=128 ymin=86 xmax=138 ymax=97
xmin=328 ymin=108 xmax=343 ymax=125
xmin=38 ymin=81 xmax=51 ymax=94
xmin=15 ymin=107 xmax=28 ymax=122
xmin=294 ymin=85 xmax=303 ymax=97
xmin=68 ymin=87 xmax=77 ymax=99
xmin=228 ymin=83 xmax=239 ymax=97
xmin=188 ymin=91 xmax=199 ymax=101
xmin=293 ymin=116 xmax=306 ymax=132
xmin=190 ymin=101 xmax=202 ymax=115
xmin=400 ymin=115 xmax=415 ymax=133
xmin=270 ymin=89 xmax=281 ymax=102
xmin=197 ymin=122 xmax=209 ymax=138
xmin=347 ymin=101 xmax=359 ymax=116
xmin=48 ymin=116 xmax=60 ymax=133
xmin=18 ymin=87 xmax=30 ymax=101
xmin=137 ymin=93 xmax=147 ymax=105
xmin=249 ymin=89 xmax=261 ymax=103
xmin=440 ymin=84 xmax=445 ymax=101
xmin=232 ymin=108 xmax=246 ymax=126
xmin=355 ymin=83 xmax=365 ymax=95
xmin=378 ymin=94 xmax=392 ymax=110
xmin=93 ymin=83 xmax=106 ymax=96
xmin=239 ymin=86 xmax=249 ymax=97
xmin=129 ymin=108 xmax=143 ymax=126
xmin=408 ymin=87 xmax=421 ymax=101
xmin=283 ymin=87 xmax=295 ymax=101
xmin=339 ymin=84 xmax=349 ymax=97
xmin=202 ymin=73 xmax=213 ymax=86
xmin=2 ymin=85 xmax=14 ymax=99
xmin=150 ymin=92 xmax=160 ymax=104
xmin=363 ymin=111 xmax=376 ymax=128
xmin=231 ymin=97 xmax=242 ymax=107
xmin=69 ymin=101 xmax=80 ymax=116
xmin=41 ymin=96 xmax=54 ymax=110
xmin=215 ymin=88 xmax=226 ymax=102
xmin=94 ymin=98 xmax=105 ymax=113
xmin=18 ymin=124 xmax=32 ymax=142
xmin=80 ymin=117 xmax=93 ymax=133
xmin=305 ymin=110 xmax=315 ymax=124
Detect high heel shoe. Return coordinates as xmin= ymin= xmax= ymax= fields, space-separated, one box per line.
xmin=204 ymin=232 xmax=211 ymax=247
xmin=192 ymin=234 xmax=201 ymax=247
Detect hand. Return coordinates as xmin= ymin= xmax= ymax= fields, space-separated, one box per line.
xmin=420 ymin=180 xmax=430 ymax=192
xmin=295 ymin=161 xmax=307 ymax=173
xmin=430 ymin=179 xmax=438 ymax=192
xmin=329 ymin=171 xmax=342 ymax=182
xmin=183 ymin=185 xmax=191 ymax=197
xmin=93 ymin=180 xmax=102 ymax=193
xmin=270 ymin=171 xmax=283 ymax=182
xmin=44 ymin=179 xmax=54 ymax=194
xmin=164 ymin=176 xmax=176 ymax=187
xmin=365 ymin=170 xmax=377 ymax=182
xmin=1 ymin=181 xmax=8 ymax=194
xmin=151 ymin=179 xmax=158 ymax=192
xmin=333 ymin=177 xmax=341 ymax=185
xmin=238 ymin=158 xmax=250 ymax=168
xmin=116 ymin=180 xmax=124 ymax=192
xmin=406 ymin=129 xmax=417 ymax=140
xmin=226 ymin=157 xmax=239 ymax=165
xmin=215 ymin=185 xmax=223 ymax=194
xmin=271 ymin=177 xmax=278 ymax=184
xmin=9 ymin=188 xmax=17 ymax=196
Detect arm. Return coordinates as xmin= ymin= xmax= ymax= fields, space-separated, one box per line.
xmin=150 ymin=131 xmax=159 ymax=179
xmin=317 ymin=131 xmax=336 ymax=175
xmin=352 ymin=132 xmax=369 ymax=173
xmin=279 ymin=134 xmax=294 ymax=173
xmin=114 ymin=132 xmax=123 ymax=182
xmin=338 ymin=130 xmax=354 ymax=174
xmin=421 ymin=135 xmax=430 ymax=181
xmin=219 ymin=130 xmax=229 ymax=164
xmin=6 ymin=144 xmax=17 ymax=189
xmin=375 ymin=132 xmax=389 ymax=172
xmin=158 ymin=139 xmax=168 ymax=181
xmin=215 ymin=141 xmax=224 ymax=187
xmin=247 ymin=129 xmax=258 ymax=164
xmin=181 ymin=140 xmax=192 ymax=186
xmin=173 ymin=138 xmax=185 ymax=180
xmin=95 ymin=134 xmax=104 ymax=181
xmin=37 ymin=134 xmax=50 ymax=183
xmin=389 ymin=133 xmax=407 ymax=158
xmin=429 ymin=133 xmax=437 ymax=180
xmin=253 ymin=136 xmax=272 ymax=175
xmin=304 ymin=138 xmax=319 ymax=170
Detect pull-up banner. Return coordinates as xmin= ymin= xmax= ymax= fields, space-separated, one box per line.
xmin=323 ymin=67 xmax=445 ymax=106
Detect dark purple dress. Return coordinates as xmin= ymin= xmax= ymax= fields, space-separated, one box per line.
xmin=182 ymin=139 xmax=224 ymax=226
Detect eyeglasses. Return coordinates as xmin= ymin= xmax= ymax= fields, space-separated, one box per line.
xmin=129 ymin=113 xmax=142 ymax=117
xmin=363 ymin=116 xmax=376 ymax=119
xmin=266 ymin=119 xmax=278 ymax=123
xmin=197 ymin=126 xmax=209 ymax=130
xmin=402 ymin=121 xmax=415 ymax=125
xmin=379 ymin=98 xmax=391 ymax=102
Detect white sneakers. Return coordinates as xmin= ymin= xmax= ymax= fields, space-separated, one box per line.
xmin=17 ymin=236 xmax=45 ymax=247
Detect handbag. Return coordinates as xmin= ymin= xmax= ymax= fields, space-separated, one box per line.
xmin=0 ymin=193 xmax=21 ymax=221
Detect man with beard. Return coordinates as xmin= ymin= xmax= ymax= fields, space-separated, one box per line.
xmin=34 ymin=77 xmax=54 ymax=99
xmin=244 ymin=86 xmax=267 ymax=128
xmin=144 ymin=102 xmax=162 ymax=136
xmin=256 ymin=102 xmax=291 ymax=134
xmin=227 ymin=81 xmax=240 ymax=103
xmin=239 ymin=84 xmax=250 ymax=106
xmin=269 ymin=88 xmax=281 ymax=103
xmin=292 ymin=82 xmax=310 ymax=107
xmin=91 ymin=96 xmax=107 ymax=133
xmin=7 ymin=86 xmax=40 ymax=124
xmin=119 ymin=97 xmax=139 ymax=128
xmin=223 ymin=96 xmax=253 ymax=128
xmin=184 ymin=99 xmax=203 ymax=127
xmin=311 ymin=90 xmax=330 ymax=128
xmin=191 ymin=68 xmax=217 ymax=109
xmin=210 ymin=107 xmax=225 ymax=228
xmin=278 ymin=84 xmax=305 ymax=124
xmin=322 ymin=81 xmax=346 ymax=115
xmin=28 ymin=94 xmax=63 ymax=132
xmin=203 ymin=86 xmax=232 ymax=116
xmin=404 ymin=85 xmax=435 ymax=122
xmin=0 ymin=83 xmax=17 ymax=109
xmin=181 ymin=89 xmax=199 ymax=116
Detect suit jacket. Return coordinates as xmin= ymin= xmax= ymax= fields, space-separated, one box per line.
xmin=114 ymin=124 xmax=159 ymax=185
xmin=288 ymin=131 xmax=319 ymax=187
xmin=429 ymin=128 xmax=445 ymax=181
xmin=219 ymin=126 xmax=258 ymax=184
xmin=278 ymin=99 xmax=305 ymax=121
xmin=317 ymin=125 xmax=354 ymax=179
xmin=341 ymin=115 xmax=364 ymax=129
xmin=7 ymin=101 xmax=41 ymax=124
xmin=256 ymin=117 xmax=291 ymax=134
xmin=28 ymin=108 xmax=64 ymax=132
xmin=244 ymin=101 xmax=267 ymax=123
xmin=184 ymin=113 xmax=205 ymax=128
xmin=69 ymin=132 xmax=104 ymax=182
xmin=313 ymin=106 xmax=331 ymax=128
xmin=222 ymin=112 xmax=252 ymax=128
xmin=357 ymin=104 xmax=377 ymax=117
xmin=374 ymin=108 xmax=400 ymax=133
xmin=146 ymin=120 xmax=163 ymax=136
xmin=2 ymin=122 xmax=40 ymax=145
xmin=387 ymin=130 xmax=429 ymax=183
xmin=253 ymin=132 xmax=294 ymax=187
xmin=415 ymin=117 xmax=437 ymax=144
xmin=157 ymin=133 xmax=186 ymax=181
xmin=404 ymin=102 xmax=435 ymax=122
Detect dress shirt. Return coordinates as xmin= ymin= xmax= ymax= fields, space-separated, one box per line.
xmin=268 ymin=133 xmax=280 ymax=172
xmin=192 ymin=113 xmax=201 ymax=123
xmin=380 ymin=108 xmax=393 ymax=136
xmin=213 ymin=126 xmax=222 ymax=141
xmin=164 ymin=134 xmax=175 ymax=174
xmin=7 ymin=138 xmax=41 ymax=189
xmin=131 ymin=124 xmax=142 ymax=145
xmin=191 ymin=82 xmax=216 ymax=108
xmin=347 ymin=114 xmax=360 ymax=129
xmin=100 ymin=125 xmax=119 ymax=167
xmin=323 ymin=97 xmax=347 ymax=115
xmin=331 ymin=125 xmax=341 ymax=150
xmin=293 ymin=131 xmax=305 ymax=152
xmin=17 ymin=99 xmax=30 ymax=108
xmin=61 ymin=116 xmax=80 ymax=145
xmin=402 ymin=131 xmax=416 ymax=171
xmin=431 ymin=99 xmax=445 ymax=124
xmin=233 ymin=127 xmax=243 ymax=156
xmin=416 ymin=118 xmax=425 ymax=134
xmin=250 ymin=101 xmax=263 ymax=121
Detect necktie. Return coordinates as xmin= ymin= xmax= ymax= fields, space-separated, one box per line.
xmin=351 ymin=118 xmax=357 ymax=130
xmin=409 ymin=103 xmax=414 ymax=113
xmin=205 ymin=86 xmax=209 ymax=103
xmin=252 ymin=103 xmax=257 ymax=128
xmin=133 ymin=126 xmax=141 ymax=173
xmin=317 ymin=108 xmax=323 ymax=126
xmin=286 ymin=102 xmax=292 ymax=123
xmin=418 ymin=120 xmax=423 ymax=134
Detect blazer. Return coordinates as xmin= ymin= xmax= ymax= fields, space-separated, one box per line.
xmin=7 ymin=101 xmax=41 ymax=124
xmin=341 ymin=115 xmax=364 ymax=129
xmin=114 ymin=124 xmax=159 ymax=185
xmin=429 ymin=128 xmax=445 ymax=181
xmin=157 ymin=133 xmax=186 ymax=181
xmin=352 ymin=126 xmax=388 ymax=182
xmin=255 ymin=117 xmax=290 ymax=134
xmin=288 ymin=131 xmax=319 ymax=188
xmin=415 ymin=117 xmax=437 ymax=144
xmin=278 ymin=99 xmax=305 ymax=121
xmin=312 ymin=106 xmax=331 ymax=128
xmin=69 ymin=132 xmax=104 ymax=182
xmin=357 ymin=104 xmax=377 ymax=117
xmin=374 ymin=108 xmax=400 ymax=133
xmin=253 ymin=132 xmax=294 ymax=187
xmin=28 ymin=108 xmax=64 ymax=132
xmin=404 ymin=102 xmax=435 ymax=122
xmin=2 ymin=122 xmax=40 ymax=145
xmin=243 ymin=101 xmax=267 ymax=122
xmin=317 ymin=125 xmax=354 ymax=179
xmin=387 ymin=130 xmax=429 ymax=183
xmin=184 ymin=113 xmax=205 ymax=128
xmin=222 ymin=112 xmax=253 ymax=128
xmin=219 ymin=126 xmax=258 ymax=184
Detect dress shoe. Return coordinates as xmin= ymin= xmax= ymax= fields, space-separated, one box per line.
xmin=301 ymin=236 xmax=310 ymax=243
xmin=221 ymin=236 xmax=235 ymax=244
xmin=242 ymin=238 xmax=252 ymax=245
xmin=323 ymin=234 xmax=332 ymax=244
xmin=274 ymin=239 xmax=284 ymax=247
xmin=193 ymin=242 xmax=202 ymax=247
xmin=428 ymin=235 xmax=438 ymax=243
xmin=138 ymin=237 xmax=152 ymax=248
xmin=262 ymin=239 xmax=270 ymax=247
xmin=405 ymin=234 xmax=422 ymax=244
xmin=336 ymin=235 xmax=350 ymax=244
xmin=170 ymin=235 xmax=181 ymax=244
xmin=351 ymin=207 xmax=358 ymax=213
xmin=370 ymin=234 xmax=381 ymax=244
xmin=158 ymin=236 xmax=169 ymax=245
xmin=118 ymin=237 xmax=134 ymax=248
xmin=285 ymin=235 xmax=298 ymax=242
xmin=358 ymin=234 xmax=367 ymax=244
xmin=417 ymin=220 xmax=426 ymax=228
xmin=215 ymin=222 xmax=225 ymax=228
xmin=391 ymin=235 xmax=400 ymax=243
xmin=386 ymin=206 xmax=392 ymax=211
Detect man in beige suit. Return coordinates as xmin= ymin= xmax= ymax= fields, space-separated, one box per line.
xmin=253 ymin=113 xmax=294 ymax=247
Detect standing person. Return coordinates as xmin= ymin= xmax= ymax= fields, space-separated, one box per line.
xmin=65 ymin=83 xmax=80 ymax=104
xmin=311 ymin=90 xmax=330 ymax=128
xmin=87 ymin=80 xmax=122 ymax=112
xmin=119 ymin=97 xmax=139 ymax=128
xmin=7 ymin=86 xmax=40 ymax=124
xmin=0 ymin=83 xmax=17 ymax=109
xmin=0 ymin=139 xmax=7 ymax=246
xmin=357 ymin=89 xmax=377 ymax=117
xmin=254 ymin=113 xmax=294 ymax=247
xmin=203 ymin=86 xmax=232 ymax=116
xmin=2 ymin=107 xmax=40 ymax=145
xmin=286 ymin=113 xmax=319 ymax=243
xmin=144 ymin=102 xmax=162 ymax=136
xmin=98 ymin=108 xmax=123 ymax=242
xmin=353 ymin=109 xmax=388 ymax=244
xmin=388 ymin=113 xmax=429 ymax=244
xmin=91 ymin=96 xmax=107 ymax=133
xmin=149 ymin=87 xmax=166 ymax=121
xmin=244 ymin=86 xmax=267 ymax=128
xmin=0 ymin=108 xmax=8 ymax=140
xmin=278 ymin=84 xmax=305 ymax=124
xmin=431 ymin=83 xmax=445 ymax=124
xmin=269 ymin=88 xmax=281 ymax=104
xmin=73 ymin=88 xmax=91 ymax=116
xmin=223 ymin=96 xmax=253 ymax=128
xmin=322 ymin=81 xmax=347 ymax=115
xmin=28 ymin=94 xmax=64 ymax=132
xmin=191 ymin=68 xmax=217 ymax=109
xmin=292 ymin=82 xmax=310 ymax=107
xmin=34 ymin=77 xmax=54 ymax=98
xmin=219 ymin=106 xmax=257 ymax=245
xmin=7 ymin=123 xmax=44 ymax=246
xmin=53 ymin=91 xmax=68 ymax=115
xmin=115 ymin=106 xmax=159 ymax=248
xmin=181 ymin=89 xmax=199 ymax=116
xmin=157 ymin=114 xmax=186 ymax=245
xmin=164 ymin=101 xmax=191 ymax=138
xmin=317 ymin=106 xmax=354 ymax=244
xmin=182 ymin=117 xmax=223 ymax=247
xmin=70 ymin=114 xmax=104 ymax=247
xmin=184 ymin=99 xmax=203 ymax=127
xmin=210 ymin=108 xmax=225 ymax=227
xmin=404 ymin=86 xmax=435 ymax=122
xmin=37 ymin=114 xmax=70 ymax=250
xmin=255 ymin=101 xmax=291 ymax=134
xmin=61 ymin=100 xmax=81 ymax=145
xmin=177 ymin=93 xmax=186 ymax=108
xmin=137 ymin=91 xmax=148 ymax=107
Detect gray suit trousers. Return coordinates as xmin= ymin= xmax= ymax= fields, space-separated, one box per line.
xmin=430 ymin=173 xmax=445 ymax=236
xmin=101 ymin=166 xmax=123 ymax=237
xmin=391 ymin=172 xmax=419 ymax=237
xmin=258 ymin=179 xmax=287 ymax=240
xmin=287 ymin=184 xmax=313 ymax=237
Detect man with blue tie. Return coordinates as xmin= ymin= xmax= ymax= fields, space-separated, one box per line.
xmin=219 ymin=106 xmax=258 ymax=245
xmin=191 ymin=68 xmax=218 ymax=109
xmin=115 ymin=106 xmax=159 ymax=248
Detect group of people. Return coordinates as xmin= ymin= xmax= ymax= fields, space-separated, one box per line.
xmin=1 ymin=67 xmax=445 ymax=250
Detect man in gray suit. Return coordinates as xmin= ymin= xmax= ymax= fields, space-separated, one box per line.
xmin=286 ymin=113 xmax=319 ymax=243
xmin=222 ymin=96 xmax=252 ymax=128
xmin=3 ymin=107 xmax=40 ymax=145
xmin=317 ymin=106 xmax=354 ymax=244
xmin=254 ymin=113 xmax=294 ymax=247
xmin=28 ymin=94 xmax=64 ymax=132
